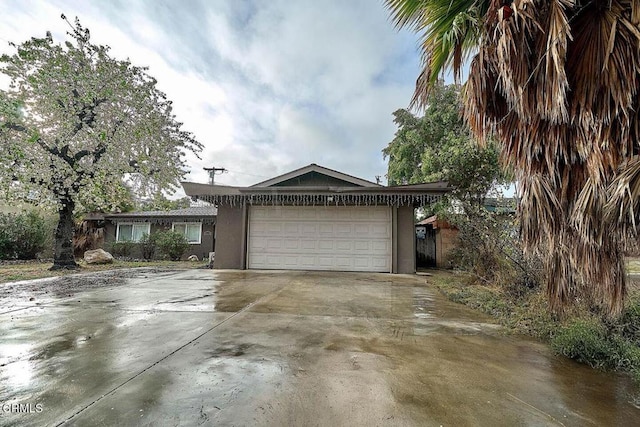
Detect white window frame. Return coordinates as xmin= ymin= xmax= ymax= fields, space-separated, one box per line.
xmin=172 ymin=222 xmax=202 ymax=244
xmin=116 ymin=222 xmax=150 ymax=242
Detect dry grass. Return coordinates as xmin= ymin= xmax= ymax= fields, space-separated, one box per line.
xmin=627 ymin=257 xmax=640 ymax=276
xmin=0 ymin=259 xmax=206 ymax=284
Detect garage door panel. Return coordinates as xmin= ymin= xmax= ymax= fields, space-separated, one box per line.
xmin=335 ymin=257 xmax=353 ymax=268
xmin=319 ymin=224 xmax=334 ymax=235
xmin=372 ymin=240 xmax=390 ymax=252
xmin=336 ymin=224 xmax=352 ymax=234
xmin=353 ymin=258 xmax=371 ymax=268
xmin=300 ymin=224 xmax=317 ymax=235
xmin=299 ymin=209 xmax=317 ymax=220
xmin=284 ymin=223 xmax=299 ymax=233
xmin=371 ymin=223 xmax=390 ymax=236
xmin=248 ymin=206 xmax=391 ymax=272
xmin=336 ymin=241 xmax=352 ymax=251
xmin=283 ymin=256 xmax=300 ymax=267
xmin=266 ymin=239 xmax=283 ymax=249
xmin=299 ymin=256 xmax=316 ymax=267
xmin=370 ymin=257 xmax=390 ymax=269
xmin=300 ymin=240 xmax=316 ymax=250
xmin=317 ymin=257 xmax=334 ymax=267
xmin=318 ymin=240 xmax=334 ymax=250
xmin=284 ymin=240 xmax=299 ymax=250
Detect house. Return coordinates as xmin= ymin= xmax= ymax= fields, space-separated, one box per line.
xmin=102 ymin=206 xmax=217 ymax=260
xmin=181 ymin=164 xmax=450 ymax=273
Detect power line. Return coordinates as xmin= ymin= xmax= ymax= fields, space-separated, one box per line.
xmin=224 ymin=169 xmax=271 ymax=179
xmin=203 ymin=166 xmax=227 ymax=185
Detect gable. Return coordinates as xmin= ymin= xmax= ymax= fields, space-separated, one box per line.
xmin=271 ymin=171 xmax=361 ymax=187
xmin=252 ymin=163 xmax=380 ymax=188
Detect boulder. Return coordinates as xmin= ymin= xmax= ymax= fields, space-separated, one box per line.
xmin=187 ymin=255 xmax=199 ymax=262
xmin=84 ymin=248 xmax=114 ymax=264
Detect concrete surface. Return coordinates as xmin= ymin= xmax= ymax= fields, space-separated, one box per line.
xmin=0 ymin=270 xmax=638 ymax=426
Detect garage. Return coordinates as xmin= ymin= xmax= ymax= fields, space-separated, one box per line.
xmin=182 ymin=163 xmax=450 ymax=274
xmin=248 ymin=205 xmax=391 ymax=272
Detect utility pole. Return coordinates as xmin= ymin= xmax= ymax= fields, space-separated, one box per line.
xmin=203 ymin=166 xmax=227 ymax=185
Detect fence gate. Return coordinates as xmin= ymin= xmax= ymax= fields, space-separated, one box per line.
xmin=416 ymin=225 xmax=436 ymax=268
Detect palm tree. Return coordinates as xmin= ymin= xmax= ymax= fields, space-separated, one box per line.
xmin=386 ymin=0 xmax=640 ymax=315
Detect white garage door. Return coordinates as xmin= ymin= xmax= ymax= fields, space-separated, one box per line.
xmin=248 ymin=205 xmax=391 ymax=272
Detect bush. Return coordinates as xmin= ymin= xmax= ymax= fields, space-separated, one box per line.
xmin=551 ymin=318 xmax=614 ymax=369
xmin=618 ymin=297 xmax=640 ymax=346
xmin=138 ymin=233 xmax=157 ymax=260
xmin=444 ymin=203 xmax=542 ymax=292
xmin=154 ymin=231 xmax=188 ymax=261
xmin=0 ymin=211 xmax=48 ymax=260
xmin=551 ymin=317 xmax=640 ymax=373
xmin=108 ymin=240 xmax=135 ymax=258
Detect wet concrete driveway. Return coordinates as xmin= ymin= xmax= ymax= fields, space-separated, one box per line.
xmin=1 ymin=270 xmax=638 ymax=426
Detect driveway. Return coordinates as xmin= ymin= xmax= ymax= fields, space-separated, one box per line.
xmin=0 ymin=269 xmax=637 ymax=426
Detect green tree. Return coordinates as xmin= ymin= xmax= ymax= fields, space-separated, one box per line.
xmin=138 ymin=192 xmax=192 ymax=211
xmin=383 ymin=83 xmax=505 ymax=205
xmin=386 ymin=1 xmax=640 ymax=315
xmin=0 ymin=16 xmax=202 ymax=270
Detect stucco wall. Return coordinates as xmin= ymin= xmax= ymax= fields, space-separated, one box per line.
xmin=213 ymin=204 xmax=246 ymax=269
xmin=396 ymin=205 xmax=415 ymax=274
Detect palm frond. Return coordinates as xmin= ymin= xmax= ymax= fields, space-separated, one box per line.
xmin=390 ymin=0 xmax=640 ymax=315
xmin=386 ymin=0 xmax=491 ymax=107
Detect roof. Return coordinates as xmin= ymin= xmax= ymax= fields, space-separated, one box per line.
xmin=416 ymin=215 xmax=438 ymax=225
xmin=104 ymin=206 xmax=217 ymax=219
xmin=416 ymin=215 xmax=455 ymax=229
xmin=181 ymin=177 xmax=452 ymax=207
xmin=251 ymin=163 xmax=382 ymax=188
xmin=484 ymin=197 xmax=517 ymax=213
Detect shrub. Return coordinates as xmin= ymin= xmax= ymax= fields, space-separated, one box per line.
xmin=0 ymin=211 xmax=48 ymax=260
xmin=138 ymin=233 xmax=157 ymax=260
xmin=618 ymin=297 xmax=640 ymax=346
xmin=551 ymin=317 xmax=640 ymax=374
xmin=443 ymin=203 xmax=542 ymax=292
xmin=108 ymin=240 xmax=135 ymax=258
xmin=551 ymin=318 xmax=615 ymax=369
xmin=154 ymin=231 xmax=188 ymax=261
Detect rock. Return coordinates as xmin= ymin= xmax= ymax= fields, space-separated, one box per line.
xmin=188 ymin=255 xmax=199 ymax=262
xmin=84 ymin=248 xmax=114 ymax=264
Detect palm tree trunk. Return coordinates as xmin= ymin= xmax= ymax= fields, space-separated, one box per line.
xmin=50 ymin=198 xmax=78 ymax=270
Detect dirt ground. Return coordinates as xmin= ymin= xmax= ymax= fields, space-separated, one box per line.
xmin=0 ymin=267 xmax=167 ymax=299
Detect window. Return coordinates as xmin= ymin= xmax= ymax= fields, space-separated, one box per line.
xmin=116 ymin=223 xmax=150 ymax=242
xmin=173 ymin=222 xmax=202 ymax=244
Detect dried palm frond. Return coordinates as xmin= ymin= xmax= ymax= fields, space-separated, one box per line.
xmin=604 ymin=157 xmax=640 ymax=237
xmin=388 ymin=0 xmax=640 ymax=315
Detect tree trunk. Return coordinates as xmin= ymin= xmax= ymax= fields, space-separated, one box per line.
xmin=50 ymin=199 xmax=78 ymax=270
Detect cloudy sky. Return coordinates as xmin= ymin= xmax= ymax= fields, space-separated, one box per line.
xmin=0 ymin=0 xmax=425 ymax=193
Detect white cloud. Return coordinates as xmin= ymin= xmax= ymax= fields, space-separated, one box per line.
xmin=0 ymin=0 xmax=422 ymax=193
